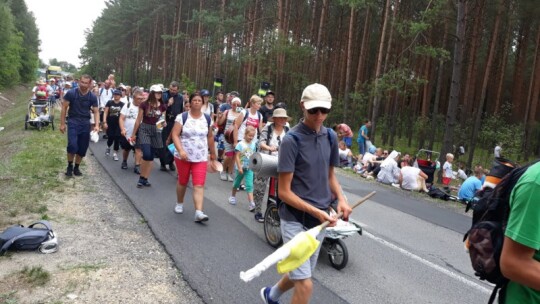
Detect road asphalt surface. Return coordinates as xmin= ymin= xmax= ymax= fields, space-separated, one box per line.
xmin=89 ymin=141 xmax=494 ymax=304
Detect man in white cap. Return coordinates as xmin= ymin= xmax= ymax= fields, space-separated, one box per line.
xmin=260 ymin=83 xmax=352 ymax=304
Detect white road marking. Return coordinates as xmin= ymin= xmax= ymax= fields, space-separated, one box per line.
xmin=363 ymin=230 xmax=492 ymax=294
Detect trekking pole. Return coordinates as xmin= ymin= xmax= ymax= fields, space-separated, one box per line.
xmin=240 ymin=191 xmax=376 ymax=282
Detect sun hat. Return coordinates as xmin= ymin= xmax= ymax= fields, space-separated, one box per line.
xmin=301 ymin=83 xmax=332 ymax=110
xmin=207 ymin=160 xmax=223 ymax=173
xmin=149 ymin=84 xmax=162 ymax=92
xmin=270 ymin=108 xmax=291 ymax=121
xmin=64 ymin=82 xmax=72 ymax=87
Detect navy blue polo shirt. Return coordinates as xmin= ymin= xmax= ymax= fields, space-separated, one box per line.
xmin=64 ymin=88 xmax=98 ymax=124
xmin=277 ymin=121 xmax=339 ymax=222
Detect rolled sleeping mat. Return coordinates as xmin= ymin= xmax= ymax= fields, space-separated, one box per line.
xmin=484 ymin=157 xmax=516 ymax=189
xmin=249 ymin=152 xmax=279 ymax=178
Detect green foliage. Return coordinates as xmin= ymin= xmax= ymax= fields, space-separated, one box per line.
xmin=180 ymin=74 xmax=197 ymax=93
xmin=0 ymin=2 xmax=23 ymax=88
xmin=0 ymin=90 xmax=65 ymax=225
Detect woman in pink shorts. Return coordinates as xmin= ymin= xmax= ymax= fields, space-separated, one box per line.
xmin=171 ymin=92 xmax=216 ymax=222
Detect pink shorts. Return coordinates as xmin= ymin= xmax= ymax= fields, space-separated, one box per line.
xmin=225 ymin=151 xmax=235 ymax=157
xmin=175 ymin=159 xmax=207 ymax=186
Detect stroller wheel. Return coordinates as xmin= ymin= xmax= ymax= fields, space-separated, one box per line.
xmin=50 ymin=115 xmax=55 ymax=130
xmin=264 ymin=203 xmax=283 ymax=248
xmin=324 ymin=238 xmax=348 ymax=270
xmin=25 ymin=114 xmax=28 ymax=130
xmin=37 ymin=121 xmax=42 ymax=131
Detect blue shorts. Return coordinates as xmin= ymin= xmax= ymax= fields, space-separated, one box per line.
xmin=281 ymin=219 xmax=325 ymax=280
xmin=67 ymin=122 xmax=91 ymax=157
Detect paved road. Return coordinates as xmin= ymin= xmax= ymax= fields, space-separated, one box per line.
xmin=89 ymin=142 xmax=494 ymax=304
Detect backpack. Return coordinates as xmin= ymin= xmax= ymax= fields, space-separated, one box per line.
xmin=180 ymin=112 xmax=211 ymax=135
xmin=427 ymin=186 xmax=450 ymax=200
xmin=264 ymin=123 xmax=290 ymax=153
xmin=464 ymin=159 xmax=539 ymax=304
xmin=0 ymin=221 xmax=58 ymax=255
xmin=216 ymin=110 xmax=229 ymax=135
xmin=224 ymin=110 xmax=263 ymax=144
xmin=36 ymin=85 xmax=48 ymax=100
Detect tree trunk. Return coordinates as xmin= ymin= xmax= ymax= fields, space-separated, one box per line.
xmin=494 ymin=4 xmax=512 ymax=114
xmin=355 ymin=6 xmax=371 ymax=88
xmin=523 ymin=25 xmax=540 ymax=157
xmin=370 ymin=0 xmax=391 ymax=143
xmin=467 ymin=0 xmax=504 ymax=168
xmin=460 ymin=0 xmax=485 ymax=124
xmin=439 ymin=0 xmax=466 ymax=183
xmin=343 ymin=5 xmax=355 ymax=123
xmin=511 ymin=20 xmax=531 ymax=121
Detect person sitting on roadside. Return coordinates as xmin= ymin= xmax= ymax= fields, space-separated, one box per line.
xmin=399 ymin=153 xmax=411 ymax=168
xmin=362 ymin=148 xmax=386 ymax=179
xmin=400 ymin=159 xmax=429 ymax=192
xmin=457 ymin=165 xmax=484 ymax=202
xmin=377 ymin=150 xmax=401 ymax=186
xmin=338 ymin=140 xmax=354 ymax=168
xmin=454 ymin=162 xmax=468 ymax=180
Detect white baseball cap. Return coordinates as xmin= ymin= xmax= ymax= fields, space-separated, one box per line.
xmin=301 ymin=83 xmax=332 ymax=110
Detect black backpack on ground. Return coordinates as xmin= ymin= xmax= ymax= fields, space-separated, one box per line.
xmin=463 ymin=159 xmax=539 ymax=304
xmin=0 ymin=220 xmax=58 ymax=255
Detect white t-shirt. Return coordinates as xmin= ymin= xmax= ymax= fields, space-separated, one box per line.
xmin=175 ymin=113 xmax=209 ymax=162
xmin=401 ymin=166 xmax=421 ymax=190
xmin=443 ymin=161 xmax=453 ymax=178
xmin=99 ymin=88 xmax=113 ymax=108
xmin=120 ymin=103 xmax=139 ymax=137
xmin=339 ymin=148 xmax=351 ymax=160
xmin=362 ymin=152 xmax=374 ymax=165
xmin=238 ymin=109 xmax=261 ymax=141
xmin=267 ymin=129 xmax=286 ymax=157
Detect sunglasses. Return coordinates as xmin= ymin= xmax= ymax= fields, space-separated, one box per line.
xmin=306 ymin=107 xmax=331 ymax=115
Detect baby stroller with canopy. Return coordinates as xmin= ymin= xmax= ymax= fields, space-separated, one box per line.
xmin=25 ymin=96 xmax=54 ymax=131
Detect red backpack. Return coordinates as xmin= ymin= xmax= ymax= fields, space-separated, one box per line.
xmin=35 ymin=85 xmax=48 ymax=101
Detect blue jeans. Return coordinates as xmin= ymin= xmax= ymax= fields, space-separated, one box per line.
xmin=357 ymin=141 xmax=366 ymax=155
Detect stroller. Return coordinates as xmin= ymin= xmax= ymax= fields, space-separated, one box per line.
xmin=25 ymin=97 xmax=54 ymax=131
xmin=414 ymin=149 xmax=440 ymax=186
xmin=263 ymin=177 xmax=363 ymax=270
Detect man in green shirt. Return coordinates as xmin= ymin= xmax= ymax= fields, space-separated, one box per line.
xmin=501 ymin=161 xmax=540 ymax=303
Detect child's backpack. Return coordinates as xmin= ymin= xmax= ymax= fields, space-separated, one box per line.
xmin=463 ymin=160 xmax=539 ymax=304
xmin=35 ymin=85 xmax=48 ymax=101
xmin=0 ymin=221 xmax=58 ymax=255
xmin=427 ymin=186 xmax=450 ymax=200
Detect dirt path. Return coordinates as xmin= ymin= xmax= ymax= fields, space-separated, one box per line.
xmin=0 ymin=154 xmax=203 ymax=303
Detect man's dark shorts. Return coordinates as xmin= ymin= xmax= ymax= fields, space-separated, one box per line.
xmin=67 ymin=122 xmax=90 ymax=157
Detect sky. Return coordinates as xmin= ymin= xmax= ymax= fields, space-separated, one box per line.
xmin=25 ymin=0 xmax=108 ymax=68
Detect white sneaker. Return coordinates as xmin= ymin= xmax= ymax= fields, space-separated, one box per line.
xmin=174 ymin=203 xmax=183 ymax=214
xmin=227 ymin=174 xmax=234 ymax=182
xmin=220 ymin=171 xmax=227 ymax=181
xmin=249 ymin=202 xmax=256 ymax=212
xmin=228 ymin=196 xmax=236 ymax=205
xmin=105 ymin=147 xmax=110 ymax=156
xmin=113 ymin=153 xmax=119 ymax=161
xmin=391 ymin=183 xmax=401 ymax=188
xmin=194 ymin=211 xmax=208 ymax=222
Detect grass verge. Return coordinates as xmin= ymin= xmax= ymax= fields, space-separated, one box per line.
xmin=0 ymin=86 xmax=66 ymax=226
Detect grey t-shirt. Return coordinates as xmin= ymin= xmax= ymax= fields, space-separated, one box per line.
xmin=277 ymin=121 xmax=339 ymax=222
